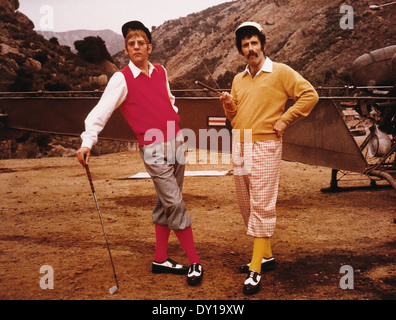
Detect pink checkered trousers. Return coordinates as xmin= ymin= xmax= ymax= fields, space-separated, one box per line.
xmin=232 ymin=140 xmax=282 ymax=238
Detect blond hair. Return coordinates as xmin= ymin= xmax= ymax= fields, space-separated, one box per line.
xmin=124 ymin=29 xmax=150 ymax=49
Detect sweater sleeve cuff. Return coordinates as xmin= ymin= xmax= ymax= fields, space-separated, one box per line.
xmin=280 ymin=114 xmax=292 ymax=125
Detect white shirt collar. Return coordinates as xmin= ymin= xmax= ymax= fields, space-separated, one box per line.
xmin=244 ymin=57 xmax=273 ymax=77
xmin=128 ymin=60 xmax=156 ymax=78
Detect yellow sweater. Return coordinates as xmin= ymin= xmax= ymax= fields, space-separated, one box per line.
xmin=224 ymin=61 xmax=319 ymax=142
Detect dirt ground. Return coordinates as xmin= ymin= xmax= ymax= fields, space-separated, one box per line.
xmin=0 ymin=149 xmax=395 ymax=301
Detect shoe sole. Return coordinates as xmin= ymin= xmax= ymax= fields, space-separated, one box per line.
xmin=187 ymin=278 xmax=203 ymax=285
xmin=152 ymin=264 xmax=188 ymax=275
xmin=243 ymin=285 xmax=261 ymax=295
xmin=187 ymin=272 xmax=203 ymax=286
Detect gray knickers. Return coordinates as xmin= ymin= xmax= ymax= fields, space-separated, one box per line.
xmin=139 ymin=134 xmax=192 ymax=231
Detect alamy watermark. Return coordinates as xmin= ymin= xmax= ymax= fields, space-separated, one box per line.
xmin=36 ymin=3 xmax=358 ymax=295
xmin=37 ymin=4 xmax=354 ymax=39
xmin=40 ymin=265 xmax=54 ymax=290
xmin=340 ymin=5 xmax=354 ymax=30
xmin=339 ymin=265 xmax=354 ymax=289
xmin=141 ymin=121 xmax=253 ymax=171
xmin=39 ymin=263 xmax=355 ymax=291
xmin=39 ymin=5 xmax=54 ymax=30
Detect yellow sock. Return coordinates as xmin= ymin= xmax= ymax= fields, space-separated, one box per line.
xmin=249 ymin=238 xmax=272 ymax=273
xmin=263 ymin=238 xmax=272 ymax=259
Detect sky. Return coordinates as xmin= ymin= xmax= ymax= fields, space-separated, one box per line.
xmin=18 ymin=0 xmax=231 ymax=34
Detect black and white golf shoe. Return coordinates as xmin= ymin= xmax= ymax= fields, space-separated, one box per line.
xmin=243 ymin=270 xmax=261 ymax=295
xmin=152 ymin=258 xmax=188 ymax=275
xmin=187 ymin=263 xmax=203 ymax=285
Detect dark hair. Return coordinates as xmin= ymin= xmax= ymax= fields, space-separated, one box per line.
xmin=236 ymin=27 xmax=266 ymax=55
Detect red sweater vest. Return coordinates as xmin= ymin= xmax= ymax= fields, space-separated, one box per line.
xmin=119 ymin=64 xmax=181 ymax=146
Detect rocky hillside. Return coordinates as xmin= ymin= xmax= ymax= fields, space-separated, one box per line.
xmin=0 ymin=0 xmax=117 ymax=92
xmin=1 ymin=0 xmax=395 ymax=93
xmin=114 ymin=0 xmax=396 ymax=90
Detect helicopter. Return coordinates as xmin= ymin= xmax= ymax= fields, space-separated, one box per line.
xmin=275 ymin=44 xmax=396 ymax=192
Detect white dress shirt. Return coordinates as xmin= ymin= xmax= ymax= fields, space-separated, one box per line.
xmin=243 ymin=56 xmax=273 ymax=77
xmin=81 ymin=61 xmax=177 ymax=149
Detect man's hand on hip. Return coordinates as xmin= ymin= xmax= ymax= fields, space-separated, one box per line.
xmin=273 ymin=119 xmax=287 ymax=137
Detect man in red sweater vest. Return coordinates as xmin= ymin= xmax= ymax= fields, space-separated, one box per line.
xmin=76 ymin=21 xmax=203 ymax=286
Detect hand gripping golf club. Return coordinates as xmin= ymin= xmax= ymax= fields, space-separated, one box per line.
xmin=85 ymin=164 xmax=119 ymax=295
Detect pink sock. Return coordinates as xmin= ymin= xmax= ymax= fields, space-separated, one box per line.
xmin=174 ymin=227 xmax=201 ymax=265
xmin=154 ymin=224 xmax=171 ymax=262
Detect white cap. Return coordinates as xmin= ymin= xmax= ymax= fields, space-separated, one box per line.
xmin=235 ymin=21 xmax=263 ymax=35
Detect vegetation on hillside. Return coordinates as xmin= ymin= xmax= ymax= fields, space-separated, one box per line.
xmin=0 ymin=3 xmax=115 ymax=92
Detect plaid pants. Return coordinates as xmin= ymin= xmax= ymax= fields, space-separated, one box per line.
xmin=232 ymin=140 xmax=282 ymax=238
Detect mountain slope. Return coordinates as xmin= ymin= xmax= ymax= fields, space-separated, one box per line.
xmin=2 ymin=0 xmax=395 ymax=93
xmin=37 ymin=29 xmax=124 ymax=55
xmin=125 ymin=0 xmax=396 ymax=90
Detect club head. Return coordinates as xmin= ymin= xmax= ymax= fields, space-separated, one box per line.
xmin=109 ymin=286 xmax=118 ymax=295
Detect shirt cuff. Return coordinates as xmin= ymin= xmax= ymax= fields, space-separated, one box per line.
xmin=80 ymin=138 xmax=95 ymax=150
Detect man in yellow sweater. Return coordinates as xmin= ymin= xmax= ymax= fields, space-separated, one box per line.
xmin=220 ymin=22 xmax=319 ymax=295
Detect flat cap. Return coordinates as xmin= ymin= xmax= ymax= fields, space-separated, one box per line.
xmin=122 ymin=20 xmax=151 ymax=43
xmin=235 ymin=21 xmax=263 ymax=36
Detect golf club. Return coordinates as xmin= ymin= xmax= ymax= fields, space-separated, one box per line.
xmin=85 ymin=164 xmax=119 ymax=295
xmin=195 ymin=80 xmax=223 ymax=95
xmin=195 ymin=80 xmax=238 ymax=104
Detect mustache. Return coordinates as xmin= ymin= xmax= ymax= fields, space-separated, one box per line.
xmin=247 ymin=51 xmax=258 ymax=59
